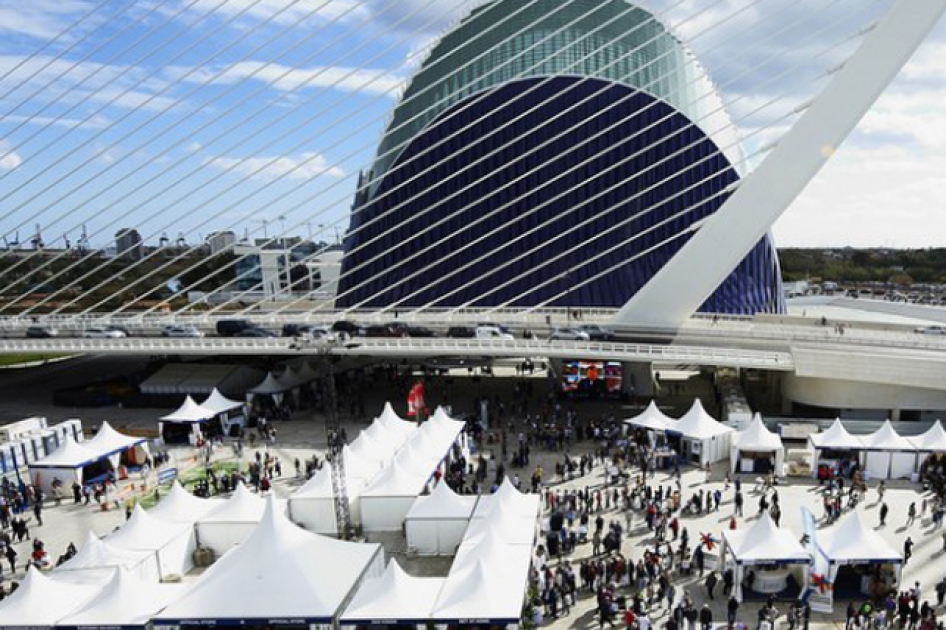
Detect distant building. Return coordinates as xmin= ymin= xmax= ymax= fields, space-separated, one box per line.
xmin=206 ymin=231 xmax=236 ymax=255
xmin=115 ymin=228 xmax=143 ymax=261
xmin=230 ymin=241 xmax=343 ymax=301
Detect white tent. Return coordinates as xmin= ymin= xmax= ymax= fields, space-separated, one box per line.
xmin=340 ymin=560 xmax=444 ymax=626
xmin=816 ymin=511 xmax=902 ymax=607
xmin=202 ymin=388 xmax=244 ymax=414
xmin=472 ymin=477 xmax=542 ymax=522
xmin=349 ymin=428 xmax=400 ymax=468
xmin=666 ymin=399 xmax=733 ymax=466
xmin=288 ymin=446 xmax=378 ymax=535
xmin=0 ymin=567 xmax=102 ymax=628
xmin=195 ymin=482 xmax=272 ymax=556
xmin=28 ymin=436 xmax=102 ymax=494
xmin=731 ymin=413 xmax=785 ymax=475
xmin=58 ymin=567 xmax=183 ymax=629
xmin=376 ymin=402 xmax=418 ymax=443
xmin=430 ymin=546 xmax=533 ymax=626
xmin=809 ymin=418 xmax=864 ymax=478
xmin=625 ymin=400 xmax=675 ymax=433
xmin=106 ymin=504 xmax=196 ymax=580
xmin=910 ymin=420 xmax=946 ymax=469
xmin=721 ymin=513 xmax=811 ymax=601
xmin=149 ymin=480 xmax=223 ymax=525
xmin=464 ymin=501 xmax=538 ymax=546
xmin=154 ymin=498 xmax=384 ymax=629
xmin=158 ymin=396 xmax=216 ymax=445
xmin=56 ymin=531 xmax=161 ymax=583
xmin=405 ymin=481 xmax=478 ymax=555
xmin=859 ymin=420 xmax=916 ymax=480
xmin=87 ymin=421 xmax=149 ymax=457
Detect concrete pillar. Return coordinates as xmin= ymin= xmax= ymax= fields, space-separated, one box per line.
xmin=622 ymin=362 xmax=655 ymax=398
xmin=890 ymin=408 xmax=901 ymax=421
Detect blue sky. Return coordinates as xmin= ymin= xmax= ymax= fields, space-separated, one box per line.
xmin=0 ymin=0 xmax=944 ymax=250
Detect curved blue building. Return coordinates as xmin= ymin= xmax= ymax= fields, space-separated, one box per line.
xmin=337 ymin=0 xmax=784 ymax=314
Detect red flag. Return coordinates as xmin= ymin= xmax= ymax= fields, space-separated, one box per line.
xmin=407 ymin=386 xmax=417 ymax=417
xmin=414 ymin=381 xmax=425 ymax=413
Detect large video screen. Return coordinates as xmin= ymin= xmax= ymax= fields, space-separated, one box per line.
xmin=561 ymin=360 xmax=623 ymax=397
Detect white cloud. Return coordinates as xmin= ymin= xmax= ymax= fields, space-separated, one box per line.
xmin=204 ymin=151 xmax=345 ymax=181
xmin=182 ymin=0 xmax=369 ymax=27
xmin=0 ymin=141 xmax=22 ymax=170
xmin=166 ymin=61 xmax=405 ymax=96
xmin=0 ymin=0 xmax=94 ymax=40
xmin=0 ymin=113 xmax=109 ymax=129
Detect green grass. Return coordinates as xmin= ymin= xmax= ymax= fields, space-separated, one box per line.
xmin=0 ymin=354 xmax=72 ymax=367
xmin=137 ymin=460 xmax=243 ymax=510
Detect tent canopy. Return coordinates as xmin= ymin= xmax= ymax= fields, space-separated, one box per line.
xmin=292 ymin=447 xmax=377 ymax=499
xmin=29 ymin=435 xmax=101 ymax=469
xmin=723 ymin=513 xmax=810 ymax=565
xmin=860 ymin=420 xmax=915 ymax=452
xmin=202 ymin=388 xmax=244 ymax=414
xmin=734 ymin=414 xmax=784 ymax=451
xmin=197 ymin=482 xmax=267 ymax=524
xmin=405 ymin=481 xmax=477 ymax=520
xmin=58 ymin=567 xmax=183 ymax=628
xmin=910 ymin=420 xmax=946 ymax=452
xmin=472 ymin=477 xmax=541 ymax=521
xmin=340 ymin=560 xmax=444 ymax=626
xmin=672 ymin=399 xmax=734 ymax=439
xmin=248 ymin=372 xmax=290 ymax=395
xmin=107 ymin=504 xmax=191 ymax=551
xmin=625 ymin=400 xmax=675 ymax=432
xmin=57 ymin=531 xmax=154 ymax=574
xmin=430 ymin=548 xmax=533 ymax=624
xmin=160 ymin=396 xmax=216 ymax=423
xmin=818 ymin=511 xmax=902 ymax=564
xmin=156 ymin=497 xmax=382 ymax=625
xmin=810 ymin=418 xmax=863 ymax=450
xmin=87 ymin=421 xmax=148 ymax=456
xmin=0 ymin=566 xmax=102 ymax=627
xmin=150 ymin=481 xmax=223 ymax=524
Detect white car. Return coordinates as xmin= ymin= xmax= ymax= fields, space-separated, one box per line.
xmin=475 ymin=325 xmax=514 ymax=340
xmin=161 ymin=325 xmax=204 ymax=338
xmin=549 ymin=327 xmax=591 ymax=341
xmin=916 ymin=325 xmax=946 ymax=335
xmin=82 ymin=326 xmax=126 ymax=339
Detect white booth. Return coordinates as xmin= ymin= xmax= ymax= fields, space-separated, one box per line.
xmin=809 ymin=419 xmax=864 ymax=480
xmin=721 ymin=513 xmax=811 ymax=602
xmin=106 ymin=504 xmax=196 ymax=580
xmin=910 ymin=420 xmax=946 ymax=471
xmin=405 ymin=481 xmax=478 ymax=555
xmin=730 ymin=413 xmax=785 ymax=476
xmin=859 ymin=420 xmax=916 ymax=480
xmin=0 ymin=568 xmax=102 ymax=627
xmin=666 ymin=399 xmax=733 ymax=467
xmin=58 ymin=567 xmax=183 ymax=629
xmin=195 ymin=483 xmax=271 ymax=556
xmin=340 ymin=560 xmax=444 ymax=627
xmin=56 ymin=531 xmax=161 ymax=584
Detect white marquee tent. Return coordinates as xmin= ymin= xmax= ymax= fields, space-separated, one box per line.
xmin=405 ymin=481 xmax=478 ymax=555
xmin=288 ymin=446 xmax=379 ymax=535
xmin=202 ymin=388 xmax=245 ymax=415
xmin=859 ymin=420 xmax=916 ymax=480
xmin=625 ymin=400 xmax=675 ymax=434
xmin=58 ymin=567 xmax=183 ymax=629
xmin=339 ymin=560 xmax=444 ymax=627
xmin=149 ymin=481 xmax=223 ymax=525
xmin=28 ymin=436 xmax=104 ymax=494
xmin=472 ymin=477 xmax=542 ymax=523
xmin=910 ymin=420 xmax=946 ymax=468
xmin=666 ymin=399 xmax=733 ymax=466
xmin=195 ymin=482 xmax=275 ymax=556
xmin=56 ymin=531 xmax=160 ymax=583
xmin=246 ymin=372 xmax=292 ymax=405
xmin=721 ymin=513 xmax=811 ymax=601
xmin=0 ymin=567 xmax=102 ymax=628
xmin=106 ymin=504 xmax=196 ymax=580
xmin=730 ymin=414 xmax=785 ymax=475
xmin=87 ymin=421 xmax=150 ymax=461
xmin=158 ymin=396 xmax=216 ymax=445
xmin=154 ymin=498 xmax=384 ymax=629
xmin=809 ymin=418 xmax=864 ymax=475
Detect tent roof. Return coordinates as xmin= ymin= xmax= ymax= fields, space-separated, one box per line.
xmin=361 ymin=460 xmax=429 ymax=497
xmin=87 ymin=421 xmax=147 ymax=455
xmin=160 ymin=396 xmax=216 ymax=423
xmin=275 ymin=369 xmax=306 ymax=389
xmin=472 ymin=478 xmax=541 ymax=521
xmin=430 ymin=546 xmax=533 ymax=624
xmin=734 ymin=414 xmax=784 ymax=452
xmin=376 ymin=403 xmax=418 ymax=439
xmin=405 ymin=481 xmax=477 ymax=520
xmin=860 ymin=420 xmax=915 ymax=451
xmin=291 ymin=447 xmax=377 ymax=499
xmin=202 ymin=388 xmax=243 ymax=414
xmin=625 ymin=400 xmax=675 ymax=432
xmin=106 ymin=504 xmax=192 ymax=551
xmin=198 ymin=482 xmax=269 ymax=524
xmin=57 ymin=531 xmax=155 ymax=576
xmin=909 ymin=420 xmax=946 ymax=451
xmin=818 ymin=511 xmax=902 ymax=564
xmin=723 ymin=513 xmax=810 ymax=564
xmin=149 ymin=481 xmax=223 ymax=524
xmin=248 ymin=372 xmax=290 ymax=394
xmin=810 ymin=418 xmax=864 ymax=450
xmin=156 ymin=497 xmax=382 ymax=624
xmin=0 ymin=566 xmax=102 ymax=627
xmin=293 ymin=362 xmax=321 ymax=383
xmin=350 ymin=428 xmax=399 ymax=464
xmin=672 ymin=399 xmax=733 ymax=439
xmin=29 ymin=435 xmax=101 ymax=469
xmin=340 ymin=560 xmax=444 ymax=625
xmin=463 ymin=505 xmax=536 ymax=546
xmin=58 ymin=567 xmax=183 ymax=628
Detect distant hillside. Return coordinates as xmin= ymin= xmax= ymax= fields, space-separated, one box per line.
xmin=778 ymin=248 xmax=946 ymax=285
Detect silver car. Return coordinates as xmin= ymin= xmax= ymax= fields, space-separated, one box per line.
xmin=82 ymin=326 xmax=126 ymax=339
xmin=549 ymin=327 xmax=591 ymax=341
xmin=161 ymin=325 xmax=204 ymax=338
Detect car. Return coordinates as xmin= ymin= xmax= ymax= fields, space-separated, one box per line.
xmin=406 ymin=325 xmax=437 ymax=337
xmin=446 ymin=326 xmax=476 ymax=338
xmin=579 ymin=324 xmax=616 ymax=341
xmin=282 ymin=323 xmax=320 ymax=337
xmin=331 ymin=320 xmax=363 ymax=336
xmin=105 ymin=324 xmax=132 ymax=337
xmin=216 ymin=319 xmax=256 ymax=337
xmin=363 ymin=324 xmax=407 ymax=338
xmin=475 ymin=325 xmax=514 ymax=340
xmin=82 ymin=326 xmax=126 ymax=339
xmin=916 ymin=325 xmax=946 ymax=335
xmin=236 ymin=328 xmax=277 ymax=338
xmin=549 ymin=327 xmax=591 ymax=341
xmin=26 ymin=326 xmax=58 ymax=338
xmin=161 ymin=325 xmax=204 ymax=338
xmin=478 ymin=322 xmax=515 ymax=337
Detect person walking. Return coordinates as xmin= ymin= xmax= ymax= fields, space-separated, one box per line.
xmin=728 ymin=596 xmax=740 ymax=626
xmin=879 ymin=503 xmax=889 ymax=527
xmin=903 ymin=536 xmax=914 ymax=564
xmin=699 ymin=604 xmax=713 ymax=630
xmin=906 ymin=502 xmax=917 ymax=527
xmin=705 ymin=571 xmax=718 ymax=601
xmin=734 ymin=491 xmax=744 ymax=517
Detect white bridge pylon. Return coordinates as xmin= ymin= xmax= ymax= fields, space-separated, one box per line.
xmin=614 ymin=0 xmax=946 ymax=328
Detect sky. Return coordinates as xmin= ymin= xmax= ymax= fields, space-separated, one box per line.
xmin=0 ymin=0 xmax=944 ymax=251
